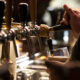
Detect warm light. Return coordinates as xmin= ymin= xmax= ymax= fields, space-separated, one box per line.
xmin=63 ymin=31 xmax=69 ymax=43
xmin=52 ymin=40 xmax=58 ymax=45
xmin=39 ymin=56 xmax=48 ymax=60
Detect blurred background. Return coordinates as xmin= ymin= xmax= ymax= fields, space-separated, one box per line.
xmin=12 ymin=0 xmax=80 ymax=41
xmin=1 ymin=0 xmax=80 ymax=80
xmin=11 ymin=0 xmax=80 ymax=57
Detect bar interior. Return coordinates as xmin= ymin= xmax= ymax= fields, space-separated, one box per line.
xmin=0 ymin=0 xmax=80 ymax=80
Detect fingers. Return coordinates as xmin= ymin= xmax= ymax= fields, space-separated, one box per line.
xmin=64 ymin=5 xmax=80 ymax=16
xmin=60 ymin=12 xmax=69 ymax=25
xmin=60 ymin=5 xmax=72 ymax=25
xmin=40 ymin=24 xmax=49 ymax=31
xmin=60 ymin=5 xmax=75 ymax=25
xmin=60 ymin=18 xmax=69 ymax=25
xmin=64 ymin=4 xmax=74 ymax=16
xmin=39 ymin=24 xmax=49 ymax=37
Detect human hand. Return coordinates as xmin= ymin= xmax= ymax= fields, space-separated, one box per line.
xmin=45 ymin=60 xmax=80 ymax=80
xmin=45 ymin=34 xmax=80 ymax=80
xmin=60 ymin=5 xmax=80 ymax=38
xmin=39 ymin=24 xmax=49 ymax=37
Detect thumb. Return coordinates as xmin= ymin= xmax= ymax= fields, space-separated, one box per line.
xmin=64 ymin=4 xmax=74 ymax=16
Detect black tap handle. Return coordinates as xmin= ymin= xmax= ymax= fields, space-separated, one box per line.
xmin=30 ymin=0 xmax=37 ymax=26
xmin=0 ymin=1 xmax=5 ymax=30
xmin=18 ymin=3 xmax=29 ymax=26
xmin=47 ymin=39 xmax=53 ymax=55
xmin=52 ymin=24 xmax=71 ymax=31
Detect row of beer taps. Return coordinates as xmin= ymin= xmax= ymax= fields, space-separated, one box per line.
xmin=0 ymin=0 xmax=51 ymax=61
xmin=0 ymin=0 xmax=53 ymax=80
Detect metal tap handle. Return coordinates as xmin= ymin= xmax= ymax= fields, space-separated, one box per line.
xmin=7 ymin=30 xmax=18 ymax=57
xmin=0 ymin=1 xmax=5 ymax=31
xmin=13 ymin=38 xmax=18 ymax=57
xmin=18 ymin=3 xmax=29 ymax=27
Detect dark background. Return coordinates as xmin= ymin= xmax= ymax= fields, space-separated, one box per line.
xmin=12 ymin=0 xmax=51 ymax=25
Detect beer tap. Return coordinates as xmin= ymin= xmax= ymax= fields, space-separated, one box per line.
xmin=18 ymin=3 xmax=33 ymax=58
xmin=18 ymin=3 xmax=29 ymax=39
xmin=2 ymin=0 xmax=17 ymax=79
xmin=5 ymin=0 xmax=18 ymax=57
xmin=30 ymin=0 xmax=43 ymax=58
xmin=2 ymin=0 xmax=12 ymax=63
xmin=0 ymin=0 xmax=5 ymax=62
xmin=0 ymin=1 xmax=14 ymax=80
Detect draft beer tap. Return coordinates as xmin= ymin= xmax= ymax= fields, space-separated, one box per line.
xmin=0 ymin=0 xmax=5 ymax=62
xmin=3 ymin=0 xmax=17 ymax=79
xmin=0 ymin=1 xmax=14 ymax=80
xmin=30 ymin=0 xmax=44 ymax=58
xmin=18 ymin=3 xmax=34 ymax=59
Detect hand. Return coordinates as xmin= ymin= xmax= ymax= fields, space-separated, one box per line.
xmin=45 ymin=60 xmax=80 ymax=80
xmin=45 ymin=34 xmax=80 ymax=80
xmin=60 ymin=5 xmax=80 ymax=38
xmin=40 ymin=24 xmax=49 ymax=37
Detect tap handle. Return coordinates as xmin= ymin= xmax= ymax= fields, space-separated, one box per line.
xmin=49 ymin=24 xmax=71 ymax=31
xmin=18 ymin=3 xmax=29 ymax=27
xmin=0 ymin=1 xmax=5 ymax=31
xmin=30 ymin=0 xmax=37 ymax=27
xmin=47 ymin=39 xmax=54 ymax=55
xmin=5 ymin=0 xmax=12 ymax=30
